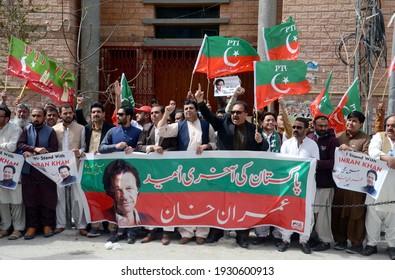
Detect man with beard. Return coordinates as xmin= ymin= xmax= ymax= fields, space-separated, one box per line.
xmin=362 ymin=115 xmax=395 ymax=259
xmin=135 ymin=105 xmax=177 ymax=245
xmin=12 ymin=103 xmax=30 ymax=129
xmin=44 ymin=103 xmax=59 ymax=127
xmin=195 ymin=85 xmax=268 ymax=249
xmin=0 ymin=105 xmax=24 ymax=240
xmin=307 ymin=115 xmax=340 ymax=251
xmin=99 ymin=105 xmax=141 ymax=244
xmin=278 ymin=117 xmax=319 ymax=254
xmin=135 ymin=106 xmax=152 ymax=128
xmin=332 ymin=111 xmax=370 ymax=254
xmin=17 ymin=107 xmax=58 ymax=239
xmin=158 ymin=99 xmax=217 ymax=245
xmin=52 ymin=104 xmax=89 ymax=236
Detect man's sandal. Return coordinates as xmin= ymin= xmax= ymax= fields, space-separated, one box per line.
xmin=8 ymin=230 xmax=23 ymax=240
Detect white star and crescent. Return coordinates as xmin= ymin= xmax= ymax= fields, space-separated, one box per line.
xmin=223 ymin=47 xmax=240 ymax=67
xmin=271 ymin=73 xmax=290 ymax=94
xmin=286 ymin=33 xmax=298 ymax=54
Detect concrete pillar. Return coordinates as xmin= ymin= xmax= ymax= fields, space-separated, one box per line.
xmin=257 ymin=0 xmax=277 ymax=112
xmin=389 ymin=14 xmax=395 ymax=116
xmin=79 ymin=0 xmax=100 ymax=102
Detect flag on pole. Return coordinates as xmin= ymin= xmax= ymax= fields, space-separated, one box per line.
xmin=120 ymin=73 xmax=135 ymax=109
xmin=111 ymin=74 xmax=135 ymax=125
xmin=309 ymin=71 xmax=335 ymax=117
xmin=254 ymin=60 xmax=310 ymax=110
xmin=6 ymin=36 xmax=75 ymax=104
xmin=262 ymin=16 xmax=299 ymax=61
xmin=328 ymin=78 xmax=362 ymax=134
xmin=193 ymin=35 xmax=260 ymax=79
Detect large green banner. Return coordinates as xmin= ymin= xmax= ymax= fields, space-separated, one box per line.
xmin=81 ymin=151 xmax=316 ymax=234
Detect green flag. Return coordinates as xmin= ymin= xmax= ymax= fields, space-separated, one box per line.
xmin=309 ymin=71 xmax=335 ymax=117
xmin=328 ymin=78 xmax=361 ymax=133
xmin=121 ymin=73 xmax=134 ymax=109
xmin=7 ymin=36 xmax=75 ymax=104
xmin=262 ymin=16 xmax=299 ymax=61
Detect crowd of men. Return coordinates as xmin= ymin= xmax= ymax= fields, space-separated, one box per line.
xmin=0 ymin=86 xmax=394 ymax=260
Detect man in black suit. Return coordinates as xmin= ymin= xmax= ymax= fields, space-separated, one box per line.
xmin=195 ymin=85 xmax=269 ymax=249
xmin=76 ymin=101 xmax=114 ymax=153
xmin=135 ymin=104 xmax=177 ymax=245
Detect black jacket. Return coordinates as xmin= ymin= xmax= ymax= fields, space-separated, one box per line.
xmin=308 ymin=128 xmax=340 ymax=188
xmin=75 ymin=108 xmax=115 ymax=152
xmin=135 ymin=123 xmax=177 ymax=152
xmin=198 ymin=102 xmax=268 ymax=151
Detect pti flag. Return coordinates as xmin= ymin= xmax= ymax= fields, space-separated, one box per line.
xmin=328 ymin=78 xmax=362 ymax=134
xmin=309 ymin=71 xmax=335 ymax=117
xmin=193 ymin=35 xmax=260 ymax=79
xmin=254 ymin=60 xmax=310 ymax=110
xmin=6 ymin=36 xmax=75 ymax=104
xmin=262 ymin=16 xmax=299 ymax=61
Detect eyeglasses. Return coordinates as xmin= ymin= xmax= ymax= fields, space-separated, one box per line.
xmin=116 ymin=113 xmax=125 ymax=116
xmin=231 ymin=110 xmax=245 ymax=115
xmin=292 ymin=125 xmax=303 ymax=130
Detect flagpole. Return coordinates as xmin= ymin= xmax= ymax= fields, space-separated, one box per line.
xmin=382 ymin=74 xmax=390 ymax=102
xmin=189 ymin=72 xmax=194 ymax=93
xmin=15 ymin=81 xmax=28 ymax=105
xmin=4 ymin=74 xmax=8 ymax=91
xmin=372 ymin=70 xmax=389 ymax=96
xmin=206 ymin=78 xmax=210 ymax=102
xmin=255 ymin=109 xmax=259 ymax=131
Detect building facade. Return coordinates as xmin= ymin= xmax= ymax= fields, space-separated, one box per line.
xmin=1 ymin=0 xmax=395 ymax=130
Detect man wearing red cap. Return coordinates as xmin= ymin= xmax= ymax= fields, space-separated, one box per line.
xmin=135 ymin=106 xmax=152 ymax=128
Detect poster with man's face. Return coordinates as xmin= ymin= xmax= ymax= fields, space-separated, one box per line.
xmin=213 ymin=76 xmax=240 ymax=97
xmin=25 ymin=150 xmax=78 ymax=187
xmin=0 ymin=151 xmax=24 ymax=190
xmin=333 ymin=149 xmax=388 ymax=199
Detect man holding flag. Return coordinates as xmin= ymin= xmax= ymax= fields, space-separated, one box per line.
xmin=195 ymin=85 xmax=268 ymax=248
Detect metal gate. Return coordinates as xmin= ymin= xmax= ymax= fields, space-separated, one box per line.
xmin=99 ymin=46 xmax=254 ymax=115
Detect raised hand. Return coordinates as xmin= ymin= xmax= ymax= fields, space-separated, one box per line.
xmin=194 ymin=83 xmax=204 ymax=103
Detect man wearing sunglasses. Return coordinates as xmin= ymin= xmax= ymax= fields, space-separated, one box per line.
xmin=99 ymin=106 xmax=141 ymax=154
xmin=278 ymin=117 xmax=320 ymax=254
xmin=195 ymin=85 xmax=268 ymax=249
xmin=99 ymin=105 xmax=142 ymax=244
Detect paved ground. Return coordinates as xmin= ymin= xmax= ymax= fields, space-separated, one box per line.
xmin=0 ymin=228 xmax=391 ymax=260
